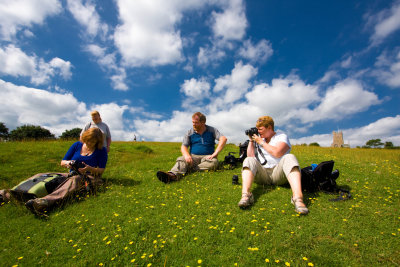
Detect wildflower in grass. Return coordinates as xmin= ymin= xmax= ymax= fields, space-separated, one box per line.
xmin=99 ymin=263 xmax=103 ymax=266
xmin=285 ymin=262 xmax=290 ymax=266
xmin=302 ymin=257 xmax=308 ymax=261
xmin=194 ymin=237 xmax=198 ymax=240
xmin=247 ymin=247 xmax=259 ymax=251
xmin=147 ymin=263 xmax=152 ymax=266
xmin=198 ymin=259 xmax=202 ymax=264
xmin=226 ymin=212 xmax=231 ymax=215
xmin=265 ymin=259 xmax=270 ymax=263
xmin=106 ymin=241 xmax=111 ymax=245
xmin=275 ymin=259 xmax=280 ymax=263
xmin=18 ymin=257 xmax=23 ymax=260
xmin=308 ymin=263 xmax=314 ymax=266
xmin=131 ymin=259 xmax=136 ymax=263
xmin=103 ymin=236 xmax=108 ymax=241
xmin=250 ymin=231 xmax=255 ymax=235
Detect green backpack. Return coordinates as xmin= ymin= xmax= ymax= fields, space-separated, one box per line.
xmin=11 ymin=173 xmax=67 ymax=202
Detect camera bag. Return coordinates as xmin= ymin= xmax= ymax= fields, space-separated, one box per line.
xmin=10 ymin=173 xmax=68 ymax=202
xmin=301 ymin=160 xmax=351 ymax=201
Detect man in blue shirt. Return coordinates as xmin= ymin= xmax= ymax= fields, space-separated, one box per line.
xmin=157 ymin=112 xmax=227 ymax=183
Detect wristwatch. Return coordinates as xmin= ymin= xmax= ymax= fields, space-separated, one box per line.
xmin=260 ymin=140 xmax=265 ymax=146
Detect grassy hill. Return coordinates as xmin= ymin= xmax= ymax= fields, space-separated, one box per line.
xmin=0 ymin=141 xmax=399 ymax=266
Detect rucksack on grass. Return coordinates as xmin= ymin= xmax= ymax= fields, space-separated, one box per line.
xmin=301 ymin=160 xmax=351 ymax=201
xmin=10 ymin=173 xmax=67 ymax=202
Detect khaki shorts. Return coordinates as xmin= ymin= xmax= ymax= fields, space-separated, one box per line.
xmin=242 ymin=154 xmax=300 ymax=185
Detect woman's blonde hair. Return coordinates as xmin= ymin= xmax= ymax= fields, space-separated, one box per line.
xmin=81 ymin=128 xmax=104 ymax=150
xmin=256 ymin=116 xmax=274 ymax=130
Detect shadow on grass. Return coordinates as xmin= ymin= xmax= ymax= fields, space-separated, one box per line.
xmin=104 ymin=177 xmax=142 ymax=187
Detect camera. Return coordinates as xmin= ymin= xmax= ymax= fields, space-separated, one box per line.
xmin=69 ymin=160 xmax=85 ymax=175
xmin=245 ymin=127 xmax=258 ymax=137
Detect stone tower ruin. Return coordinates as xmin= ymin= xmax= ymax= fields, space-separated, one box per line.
xmin=331 ymin=131 xmax=344 ymax=147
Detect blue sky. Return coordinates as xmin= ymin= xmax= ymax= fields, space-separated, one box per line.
xmin=0 ymin=0 xmax=399 ymax=147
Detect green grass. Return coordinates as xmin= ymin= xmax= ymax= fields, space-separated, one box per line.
xmin=1 ymin=141 xmax=399 ymax=266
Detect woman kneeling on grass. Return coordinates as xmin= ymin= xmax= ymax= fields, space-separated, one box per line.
xmin=25 ymin=127 xmax=108 ymax=214
xmin=238 ymin=116 xmax=308 ymax=215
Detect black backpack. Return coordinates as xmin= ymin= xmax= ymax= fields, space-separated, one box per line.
xmin=301 ymin=160 xmax=351 ymax=201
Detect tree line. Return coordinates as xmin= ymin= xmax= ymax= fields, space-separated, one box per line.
xmin=0 ymin=122 xmax=81 ymax=141
xmin=0 ymin=122 xmax=398 ymax=148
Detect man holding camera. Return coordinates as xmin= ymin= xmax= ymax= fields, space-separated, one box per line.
xmin=239 ymin=116 xmax=308 ymax=215
xmin=157 ymin=112 xmax=227 ymax=183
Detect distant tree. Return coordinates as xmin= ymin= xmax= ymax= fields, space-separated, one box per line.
xmin=309 ymin=142 xmax=320 ymax=147
xmin=0 ymin=122 xmax=9 ymax=139
xmin=365 ymin=139 xmax=384 ymax=148
xmin=384 ymin=141 xmax=394 ymax=149
xmin=9 ymin=125 xmax=55 ymax=141
xmin=60 ymin=128 xmax=82 ymax=140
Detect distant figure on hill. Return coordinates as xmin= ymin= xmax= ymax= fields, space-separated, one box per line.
xmin=238 ymin=116 xmax=308 ymax=215
xmin=156 ymin=112 xmax=227 ymax=183
xmin=81 ymin=110 xmax=111 ymax=152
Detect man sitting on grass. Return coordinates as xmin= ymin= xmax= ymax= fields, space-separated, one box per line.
xmin=156 ymin=112 xmax=227 ymax=183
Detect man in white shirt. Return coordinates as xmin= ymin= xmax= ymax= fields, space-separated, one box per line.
xmin=238 ymin=116 xmax=308 ymax=215
xmin=81 ymin=111 xmax=111 ymax=153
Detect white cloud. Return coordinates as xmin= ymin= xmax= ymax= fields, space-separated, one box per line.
xmin=0 ymin=45 xmax=36 ymax=76
xmin=296 ymin=79 xmax=381 ymax=123
xmin=197 ymin=45 xmax=226 ymax=67
xmin=373 ymin=49 xmax=400 ymax=88
xmin=66 ymin=0 xmax=109 ymax=39
xmin=211 ymin=61 xmax=257 ymax=109
xmin=239 ymin=39 xmax=273 ymax=63
xmin=0 ymin=79 xmax=86 ymax=135
xmin=245 ymin=74 xmax=319 ymax=124
xmin=84 ymin=44 xmax=129 ymax=91
xmin=181 ymin=78 xmax=210 ymax=98
xmin=133 ymin=110 xmax=192 ymax=142
xmin=0 ymin=0 xmax=61 ymax=40
xmin=0 ymin=45 xmax=72 ymax=85
xmin=0 ymin=79 xmax=136 ymax=140
xmin=180 ymin=77 xmax=211 ymax=109
xmin=211 ymin=0 xmax=247 ymax=41
xmin=368 ymin=0 xmax=400 ymax=46
xmin=114 ymin=0 xmax=187 ymax=67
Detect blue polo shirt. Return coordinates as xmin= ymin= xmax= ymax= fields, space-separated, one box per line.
xmin=182 ymin=125 xmax=222 ymax=155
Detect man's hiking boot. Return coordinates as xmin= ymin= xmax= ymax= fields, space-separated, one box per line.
xmin=157 ymin=171 xmax=178 ymax=183
xmin=25 ymin=198 xmax=49 ymax=215
xmin=238 ymin=192 xmax=254 ymax=208
xmin=0 ymin=189 xmax=11 ymax=205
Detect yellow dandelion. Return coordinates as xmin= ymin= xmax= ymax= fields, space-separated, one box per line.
xmin=198 ymin=259 xmax=202 ymax=264
xmin=194 ymin=237 xmax=198 ymax=240
xmin=265 ymin=259 xmax=270 ymax=263
xmin=275 ymin=259 xmax=280 ymax=263
xmin=302 ymin=257 xmax=308 ymax=261
xmin=285 ymin=262 xmax=290 ymax=266
xmin=106 ymin=241 xmax=111 ymax=245
xmin=226 ymin=212 xmax=231 ymax=215
xmin=147 ymin=264 xmax=152 ymax=267
xmin=99 ymin=264 xmax=103 ymax=266
xmin=131 ymin=259 xmax=136 ymax=263
xmin=308 ymin=263 xmax=314 ymax=266
xmin=103 ymin=236 xmax=108 ymax=241
xmin=18 ymin=257 xmax=23 ymax=260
